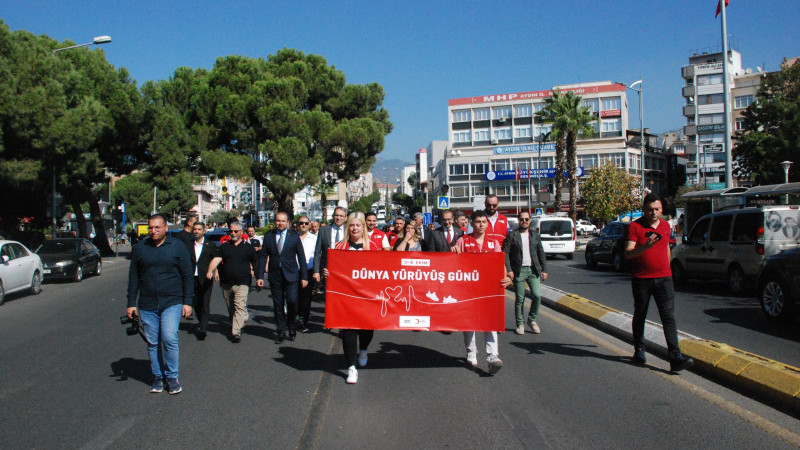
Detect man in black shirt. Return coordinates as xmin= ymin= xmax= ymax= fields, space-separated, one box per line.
xmin=207 ymin=221 xmax=257 ymax=343
xmin=175 ymin=214 xmax=197 ymax=253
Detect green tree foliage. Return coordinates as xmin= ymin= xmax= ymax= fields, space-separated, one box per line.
xmin=0 ymin=22 xmax=143 ymax=254
xmin=208 ymin=208 xmax=240 ymax=227
xmin=582 ymin=162 xmax=639 ymax=223
xmin=349 ymin=191 xmax=380 ymax=214
xmin=537 ymin=89 xmax=594 ymax=220
xmin=733 ymin=61 xmax=800 ymax=185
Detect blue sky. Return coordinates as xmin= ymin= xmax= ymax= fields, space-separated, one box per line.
xmin=4 ymin=1 xmax=799 ymax=164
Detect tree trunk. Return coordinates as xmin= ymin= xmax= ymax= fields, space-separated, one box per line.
xmin=277 ymin=192 xmax=294 ymax=218
xmin=553 ymin=137 xmax=566 ymax=210
xmin=320 ymin=190 xmax=328 ymax=223
xmin=567 ymin=132 xmax=578 ymax=221
xmin=89 ymin=194 xmax=115 ymax=256
xmin=67 ymin=195 xmax=89 ymax=239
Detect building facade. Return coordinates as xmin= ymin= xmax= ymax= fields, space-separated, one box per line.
xmin=438 ymin=81 xmax=661 ymax=214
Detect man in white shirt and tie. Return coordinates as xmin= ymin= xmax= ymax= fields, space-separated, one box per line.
xmin=312 ymin=207 xmax=347 ymax=283
xmin=432 ymin=210 xmax=464 ymax=252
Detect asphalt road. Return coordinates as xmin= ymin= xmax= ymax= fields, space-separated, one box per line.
xmin=553 ymin=244 xmax=800 ymax=368
xmin=1 ymin=254 xmax=799 ymax=449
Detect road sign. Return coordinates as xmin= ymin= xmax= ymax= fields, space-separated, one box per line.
xmin=535 ymin=208 xmax=544 ymax=216
xmin=437 ymin=196 xmax=450 ymax=209
xmin=423 ymin=212 xmax=432 ymax=226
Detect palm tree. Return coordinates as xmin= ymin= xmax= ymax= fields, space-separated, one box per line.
xmin=536 ymin=91 xmax=568 ymax=211
xmin=537 ymin=90 xmax=595 ymax=219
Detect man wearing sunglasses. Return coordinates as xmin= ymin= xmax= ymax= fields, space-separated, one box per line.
xmin=295 ymin=216 xmax=317 ymax=332
xmin=483 ymin=194 xmax=510 ymax=246
xmin=502 ymin=211 xmax=548 ymax=335
xmin=207 ymin=221 xmax=258 ymax=343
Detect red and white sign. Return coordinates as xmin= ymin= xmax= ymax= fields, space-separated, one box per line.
xmin=600 ymin=109 xmax=621 ymax=117
xmin=449 ymin=83 xmax=626 ymax=106
xmin=324 ymin=250 xmax=506 ymax=331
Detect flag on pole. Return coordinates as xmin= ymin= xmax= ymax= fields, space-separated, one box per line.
xmin=715 ymin=0 xmax=729 ymax=18
xmin=515 ymin=166 xmax=521 ymax=180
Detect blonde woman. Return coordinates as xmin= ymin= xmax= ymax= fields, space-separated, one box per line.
xmin=392 ymin=221 xmax=422 ymax=251
xmin=323 ymin=211 xmax=376 ymax=384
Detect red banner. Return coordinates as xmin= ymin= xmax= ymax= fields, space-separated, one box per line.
xmin=324 ymin=250 xmax=506 ymax=331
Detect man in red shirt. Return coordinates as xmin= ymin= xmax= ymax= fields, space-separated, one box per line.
xmin=483 ymin=195 xmax=509 ymax=246
xmin=365 ymin=212 xmax=391 ymax=250
xmin=624 ymin=193 xmax=693 ymax=373
xmin=386 ymin=216 xmax=405 ymax=248
xmin=454 ymin=210 xmax=512 ymax=375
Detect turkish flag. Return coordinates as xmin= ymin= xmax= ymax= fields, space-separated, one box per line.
xmin=715 ymin=0 xmax=730 ymax=18
xmin=324 ymin=250 xmax=506 ymax=331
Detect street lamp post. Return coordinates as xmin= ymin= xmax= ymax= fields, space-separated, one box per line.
xmin=628 ymin=80 xmax=645 ymax=199
xmin=51 ymin=35 xmax=112 ymax=239
xmin=781 ymin=160 xmax=793 ymax=204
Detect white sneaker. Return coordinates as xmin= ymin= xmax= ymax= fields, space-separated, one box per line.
xmin=466 ymin=351 xmax=478 ymax=367
xmin=346 ymin=366 xmax=358 ymax=384
xmin=528 ymin=320 xmax=541 ymax=334
xmin=358 ymin=350 xmax=368 ymax=367
xmin=515 ymin=325 xmax=524 ymax=335
xmin=488 ymin=356 xmax=503 ymax=375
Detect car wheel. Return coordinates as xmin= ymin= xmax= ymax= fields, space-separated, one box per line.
xmin=585 ymin=249 xmax=597 ymax=268
xmin=728 ymin=265 xmax=745 ymax=294
xmin=94 ymin=260 xmax=102 ymax=276
xmin=671 ymin=261 xmax=687 ymax=290
xmin=613 ymin=253 xmax=625 ymax=272
xmin=566 ymin=253 xmax=574 ymax=260
xmin=759 ymin=275 xmax=794 ymax=321
xmin=0 ymin=280 xmax=5 ymax=306
xmin=74 ymin=266 xmax=83 ymax=282
xmin=30 ymin=271 xmax=42 ymax=295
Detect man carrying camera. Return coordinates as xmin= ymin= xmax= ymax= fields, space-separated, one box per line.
xmin=127 ymin=214 xmax=194 ymax=394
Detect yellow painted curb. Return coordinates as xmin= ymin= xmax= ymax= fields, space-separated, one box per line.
xmin=555 ymin=294 xmax=620 ymax=322
xmin=681 ymin=339 xmax=800 ymax=411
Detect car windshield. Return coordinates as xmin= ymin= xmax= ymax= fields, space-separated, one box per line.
xmin=540 ymin=220 xmax=572 ymax=234
xmin=36 ymin=240 xmax=79 ymax=254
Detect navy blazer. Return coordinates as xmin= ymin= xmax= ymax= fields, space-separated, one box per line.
xmin=257 ymin=229 xmax=308 ymax=283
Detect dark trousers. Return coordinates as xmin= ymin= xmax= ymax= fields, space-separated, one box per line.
xmin=269 ymin=276 xmax=299 ymax=333
xmin=298 ymin=276 xmax=316 ymax=325
xmin=341 ymin=329 xmax=374 ymax=367
xmin=631 ymin=277 xmax=682 ymax=359
xmin=194 ymin=276 xmax=214 ymax=332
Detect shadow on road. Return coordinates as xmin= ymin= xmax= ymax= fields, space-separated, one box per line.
xmin=109 ymin=357 xmax=151 ymax=384
xmin=510 ymin=341 xmax=625 ymax=364
xmin=704 ymin=307 xmax=800 ymax=343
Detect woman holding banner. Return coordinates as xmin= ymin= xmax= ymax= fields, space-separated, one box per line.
xmin=323 ymin=211 xmax=376 ymax=384
xmin=392 ymin=221 xmax=423 ymax=251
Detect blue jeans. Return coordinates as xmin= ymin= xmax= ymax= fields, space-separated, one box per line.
xmin=139 ymin=304 xmax=182 ymax=379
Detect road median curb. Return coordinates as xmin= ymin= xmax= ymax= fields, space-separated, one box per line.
xmin=539 ymin=285 xmax=800 ymax=412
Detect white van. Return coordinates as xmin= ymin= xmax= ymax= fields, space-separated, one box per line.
xmin=530 ymin=216 xmax=576 ymax=259
xmin=671 ymin=205 xmax=800 ymax=293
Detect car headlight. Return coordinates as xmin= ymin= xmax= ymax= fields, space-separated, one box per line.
xmin=54 ymin=261 xmax=74 ymax=267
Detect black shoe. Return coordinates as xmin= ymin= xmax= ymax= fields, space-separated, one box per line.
xmin=275 ymin=333 xmax=286 ymax=344
xmin=632 ymin=348 xmax=647 ymax=365
xmin=232 ymin=334 xmax=241 ymax=343
xmin=196 ymin=330 xmax=207 ymax=341
xmin=288 ymin=330 xmax=296 ymax=341
xmin=670 ymin=355 xmax=694 ymax=372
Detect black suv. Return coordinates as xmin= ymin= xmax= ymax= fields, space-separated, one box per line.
xmin=585 ymin=222 xmax=630 ymax=271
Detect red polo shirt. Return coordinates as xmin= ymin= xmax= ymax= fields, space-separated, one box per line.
xmin=486 ymin=212 xmax=509 ymax=245
xmin=368 ymin=229 xmax=389 ymax=249
xmin=626 ymin=217 xmax=672 ymax=279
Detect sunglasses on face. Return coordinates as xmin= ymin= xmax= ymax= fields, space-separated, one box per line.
xmin=230 ymin=230 xmax=242 ymax=233
xmin=298 ymin=221 xmax=309 ymax=225
xmin=519 ymin=218 xmax=531 ymax=221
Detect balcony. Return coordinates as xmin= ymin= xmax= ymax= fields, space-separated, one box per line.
xmin=681 ymin=65 xmax=695 ymax=79
xmin=683 ymin=105 xmax=696 ymax=117
xmin=683 ymin=125 xmax=697 ymax=136
xmin=682 ymin=85 xmax=695 ymax=98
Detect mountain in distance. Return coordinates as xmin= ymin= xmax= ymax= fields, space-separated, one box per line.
xmin=371 ymin=157 xmax=413 ymax=184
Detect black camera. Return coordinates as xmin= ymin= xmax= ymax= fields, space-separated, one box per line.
xmin=120 ymin=313 xmax=141 ymax=336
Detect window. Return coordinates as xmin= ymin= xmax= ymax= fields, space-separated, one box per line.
xmin=578 ymin=154 xmax=597 ymax=169
xmin=582 ymin=99 xmax=599 ymax=113
xmin=494 ymin=185 xmax=511 ymax=197
xmin=453 ymin=130 xmax=471 ymax=143
xmin=735 ymin=95 xmax=754 ymax=109
xmin=735 ymin=118 xmax=746 ymax=131
xmin=512 ymin=158 xmax=531 ymax=169
xmin=599 ymin=153 xmax=625 ymax=167
xmin=534 ymin=157 xmax=552 ymax=169
xmin=492 ymin=159 xmax=510 ymax=171
xmin=601 ymin=97 xmax=621 ymax=111
xmin=452 ymin=109 xmax=471 ymax=123
xmin=687 ymin=117 xmax=696 ymax=125
xmin=492 ymin=106 xmax=511 ymax=119
xmin=449 ymin=164 xmax=468 ymax=176
xmin=515 ymin=125 xmax=532 ymax=138
xmin=732 ymin=212 xmax=761 ymax=242
xmin=697 ymin=74 xmax=723 ymax=85
xmin=629 ymin=155 xmax=640 ymax=170
xmin=493 ymin=127 xmax=512 ymax=140
xmin=709 ymin=215 xmax=732 ymax=242
xmin=474 ymin=108 xmax=490 ymax=121
xmin=450 ymin=184 xmax=469 ymax=198
xmin=534 ymin=103 xmax=546 ymax=113
xmin=535 ymin=125 xmax=552 ymax=137
xmin=471 ymin=184 xmax=485 ymax=197
xmin=699 ymin=133 xmax=724 ymax=144
xmin=473 ymin=129 xmax=490 ymax=142
xmin=514 ymin=104 xmax=533 ymax=117
xmin=471 ymin=163 xmax=488 ymax=174
xmin=698 ymin=93 xmax=724 ymax=105
xmin=687 ymin=217 xmax=711 ymax=245
xmin=698 ymin=113 xmax=724 ymax=125
xmin=601 ymin=119 xmax=621 ymax=132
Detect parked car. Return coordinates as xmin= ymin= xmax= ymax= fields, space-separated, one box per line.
xmin=0 ymin=240 xmax=43 ymax=305
xmin=585 ymin=222 xmax=630 ymax=271
xmin=756 ymin=247 xmax=800 ymax=321
xmin=530 ymin=216 xmax=576 ymax=259
xmin=575 ymin=219 xmax=597 ymax=236
xmin=35 ymin=238 xmax=102 ymax=282
xmin=671 ymin=205 xmax=800 ymax=293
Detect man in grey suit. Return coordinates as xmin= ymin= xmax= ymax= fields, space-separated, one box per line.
xmin=412 ymin=212 xmax=434 ymax=251
xmin=312 ymin=207 xmax=347 ymax=283
xmin=430 ymin=209 xmax=464 ymax=252
xmin=502 ymin=211 xmax=548 ymax=335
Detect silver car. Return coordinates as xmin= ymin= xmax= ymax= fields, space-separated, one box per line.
xmin=0 ymin=240 xmax=44 ymax=305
